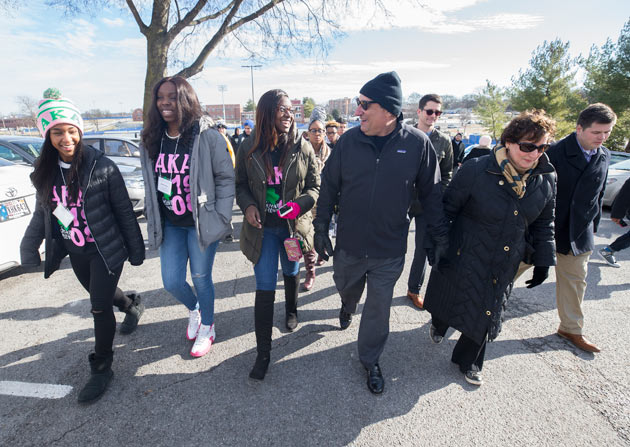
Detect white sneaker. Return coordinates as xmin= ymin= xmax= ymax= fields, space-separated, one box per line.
xmin=186 ymin=309 xmax=201 ymax=340
xmin=190 ymin=324 xmax=215 ymax=357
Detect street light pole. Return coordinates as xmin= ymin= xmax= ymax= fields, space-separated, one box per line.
xmin=241 ymin=63 xmax=262 ymax=113
xmin=218 ymin=85 xmax=227 ymax=122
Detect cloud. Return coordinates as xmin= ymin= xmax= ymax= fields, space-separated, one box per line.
xmin=102 ymin=17 xmax=125 ymax=27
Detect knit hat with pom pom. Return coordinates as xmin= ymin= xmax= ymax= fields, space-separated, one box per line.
xmin=36 ymin=88 xmax=84 ymax=138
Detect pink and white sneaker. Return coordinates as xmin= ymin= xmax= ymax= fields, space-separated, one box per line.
xmin=186 ymin=309 xmax=202 ymax=340
xmin=190 ymin=324 xmax=215 ymax=358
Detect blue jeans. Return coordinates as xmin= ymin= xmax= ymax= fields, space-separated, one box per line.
xmin=160 ymin=221 xmax=219 ymax=326
xmin=254 ymin=226 xmax=299 ymax=290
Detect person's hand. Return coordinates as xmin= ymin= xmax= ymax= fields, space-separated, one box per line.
xmin=427 ymin=234 xmax=449 ymax=270
xmin=245 ymin=205 xmax=262 ymax=229
xmin=525 ymin=266 xmax=549 ymax=288
xmin=314 ymin=232 xmax=333 ymax=261
xmin=277 ymin=201 xmax=301 ymax=219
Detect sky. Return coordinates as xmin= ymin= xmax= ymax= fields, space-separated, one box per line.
xmin=0 ymin=0 xmax=628 ymax=117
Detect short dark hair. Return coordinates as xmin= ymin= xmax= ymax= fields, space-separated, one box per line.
xmin=577 ymin=103 xmax=617 ymax=129
xmin=337 ymin=117 xmax=347 ymax=124
xmin=501 ymin=109 xmax=556 ymax=146
xmin=419 ymin=94 xmax=442 ymax=110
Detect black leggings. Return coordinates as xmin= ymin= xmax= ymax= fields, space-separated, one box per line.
xmin=432 ymin=317 xmax=487 ymax=372
xmin=69 ymin=253 xmax=131 ymax=359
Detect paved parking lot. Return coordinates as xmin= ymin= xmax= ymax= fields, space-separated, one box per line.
xmin=1 ymin=207 xmax=629 ymax=446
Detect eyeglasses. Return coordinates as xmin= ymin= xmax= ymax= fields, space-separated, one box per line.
xmin=517 ymin=142 xmax=551 ymax=153
xmin=326 ymin=130 xmax=337 ymax=135
xmin=356 ymin=98 xmax=377 ymax=110
xmin=423 ymin=109 xmax=443 ymax=117
xmin=277 ymin=105 xmax=295 ymax=115
xmin=309 ymin=129 xmax=325 ymax=134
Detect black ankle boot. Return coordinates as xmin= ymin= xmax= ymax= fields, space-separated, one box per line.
xmin=250 ymin=290 xmax=275 ymax=380
xmin=120 ymin=293 xmax=144 ymax=335
xmin=283 ymin=274 xmax=300 ymax=331
xmin=78 ymin=353 xmax=113 ymax=403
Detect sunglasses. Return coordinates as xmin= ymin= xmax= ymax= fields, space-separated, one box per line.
xmin=278 ymin=105 xmax=295 ymax=115
xmin=356 ymin=98 xmax=377 ymax=110
xmin=517 ymin=142 xmax=551 ymax=153
xmin=423 ymin=109 xmax=443 ymax=117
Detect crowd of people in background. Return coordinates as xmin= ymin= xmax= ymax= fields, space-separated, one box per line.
xmin=20 ymin=69 xmax=621 ymax=403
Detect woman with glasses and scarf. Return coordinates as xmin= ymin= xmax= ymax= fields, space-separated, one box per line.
xmin=235 ymin=89 xmax=319 ymax=380
xmin=140 ymin=76 xmax=235 ymax=358
xmin=423 ymin=110 xmax=557 ymax=387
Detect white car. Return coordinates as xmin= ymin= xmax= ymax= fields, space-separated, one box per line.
xmin=0 ymin=159 xmax=42 ymax=273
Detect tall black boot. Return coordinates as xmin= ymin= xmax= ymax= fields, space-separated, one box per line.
xmin=284 ymin=273 xmax=300 ymax=331
xmin=78 ymin=353 xmax=114 ymax=403
xmin=249 ymin=290 xmax=275 ymax=380
xmin=120 ymin=293 xmax=144 ymax=335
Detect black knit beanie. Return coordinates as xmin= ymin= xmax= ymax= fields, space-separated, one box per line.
xmin=359 ymin=71 xmax=403 ymax=119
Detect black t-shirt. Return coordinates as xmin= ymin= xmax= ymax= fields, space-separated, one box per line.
xmin=154 ymin=132 xmax=195 ymax=227
xmin=51 ymin=160 xmax=97 ymax=254
xmin=369 ymin=132 xmax=394 ymax=154
xmin=264 ymin=148 xmax=285 ymax=227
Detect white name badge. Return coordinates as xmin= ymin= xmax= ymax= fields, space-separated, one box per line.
xmin=53 ymin=204 xmax=74 ymax=229
xmin=157 ymin=176 xmax=172 ymax=196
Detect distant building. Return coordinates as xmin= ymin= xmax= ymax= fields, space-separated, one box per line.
xmin=327 ymin=97 xmax=352 ymax=118
xmin=132 ymin=108 xmax=143 ymax=122
xmin=204 ymin=104 xmax=242 ymax=123
xmin=241 ymin=111 xmax=255 ymax=123
xmin=291 ymin=99 xmax=305 ymax=123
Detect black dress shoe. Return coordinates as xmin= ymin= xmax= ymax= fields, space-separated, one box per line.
xmin=366 ymin=363 xmax=384 ymax=394
xmin=339 ymin=309 xmax=352 ymax=330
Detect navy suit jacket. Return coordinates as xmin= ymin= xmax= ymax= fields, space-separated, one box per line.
xmin=546 ymin=132 xmax=609 ymax=255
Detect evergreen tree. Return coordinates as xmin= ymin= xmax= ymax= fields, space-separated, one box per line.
xmin=474 ymin=80 xmax=508 ymax=142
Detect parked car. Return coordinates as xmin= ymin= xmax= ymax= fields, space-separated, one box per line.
xmin=0 ymin=135 xmax=44 ymax=165
xmin=604 ymin=159 xmax=630 ymax=206
xmin=0 ymin=135 xmax=144 ymax=214
xmin=83 ymin=136 xmax=141 ymax=169
xmin=609 ymin=150 xmax=630 ymax=165
xmin=0 ymin=159 xmax=42 ymax=273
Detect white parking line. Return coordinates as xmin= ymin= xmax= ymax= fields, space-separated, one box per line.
xmin=0 ymin=381 xmax=72 ymax=399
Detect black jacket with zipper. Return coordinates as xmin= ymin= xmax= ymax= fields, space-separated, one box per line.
xmin=314 ymin=122 xmax=448 ymax=259
xmin=20 ymin=145 xmax=145 ymax=278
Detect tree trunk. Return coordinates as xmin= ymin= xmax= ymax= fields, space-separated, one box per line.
xmin=142 ymin=33 xmax=169 ymax=124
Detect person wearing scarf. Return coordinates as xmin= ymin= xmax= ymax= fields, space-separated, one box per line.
xmin=423 ymin=110 xmax=557 ymax=386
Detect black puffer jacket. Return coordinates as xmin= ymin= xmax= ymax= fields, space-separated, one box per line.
xmin=20 ymin=145 xmax=145 ymax=278
xmin=424 ymin=151 xmax=556 ymax=344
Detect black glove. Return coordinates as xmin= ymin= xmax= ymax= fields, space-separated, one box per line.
xmin=427 ymin=234 xmax=449 ymax=269
xmin=525 ymin=266 xmax=549 ymax=288
xmin=313 ymin=220 xmax=334 ymax=261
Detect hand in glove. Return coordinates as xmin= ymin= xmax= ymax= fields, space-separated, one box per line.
xmin=427 ymin=234 xmax=449 ymax=269
xmin=313 ymin=220 xmax=333 ymax=261
xmin=525 ymin=266 xmax=549 ymax=288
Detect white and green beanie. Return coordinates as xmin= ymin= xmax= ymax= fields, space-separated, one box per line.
xmin=36 ymin=88 xmax=84 ymax=138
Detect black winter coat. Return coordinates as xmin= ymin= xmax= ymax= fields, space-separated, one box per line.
xmin=20 ymin=145 xmax=145 ymax=278
xmin=611 ymin=177 xmax=630 ymax=219
xmin=546 ymin=133 xmax=609 ymax=255
xmin=314 ymin=122 xmax=448 ymax=259
xmin=423 ymin=152 xmax=556 ymax=344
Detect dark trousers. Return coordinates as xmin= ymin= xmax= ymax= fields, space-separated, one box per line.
xmin=432 ymin=317 xmax=487 ymax=372
xmin=69 ymin=253 xmax=130 ymax=359
xmin=610 ymin=229 xmax=630 ymax=252
xmin=407 ymin=215 xmax=428 ymax=294
xmin=333 ymin=249 xmax=404 ymax=369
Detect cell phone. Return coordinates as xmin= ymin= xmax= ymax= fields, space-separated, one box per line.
xmin=620 ymin=219 xmax=628 ymax=227
xmin=278 ymin=203 xmax=293 ymax=217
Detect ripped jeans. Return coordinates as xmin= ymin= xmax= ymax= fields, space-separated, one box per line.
xmin=160 ymin=221 xmax=220 ymax=326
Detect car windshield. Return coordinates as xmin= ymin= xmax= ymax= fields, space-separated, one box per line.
xmin=609 ymin=159 xmax=630 ymax=171
xmin=0 ymin=158 xmax=13 ymax=167
xmin=12 ymin=141 xmax=43 ymax=158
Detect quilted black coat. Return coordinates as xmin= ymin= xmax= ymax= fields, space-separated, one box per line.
xmin=423 ymin=151 xmax=556 ymax=344
xmin=20 ymin=145 xmax=145 ymax=278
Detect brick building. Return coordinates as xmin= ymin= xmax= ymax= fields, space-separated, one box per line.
xmin=132 ymin=108 xmax=143 ymax=122
xmin=327 ymin=97 xmax=352 ymax=118
xmin=204 ymin=104 xmax=242 ymax=123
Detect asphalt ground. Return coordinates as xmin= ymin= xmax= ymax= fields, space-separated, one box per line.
xmin=1 ymin=206 xmax=629 ymax=446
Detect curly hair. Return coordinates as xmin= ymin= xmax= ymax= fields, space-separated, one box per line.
xmin=500 ymin=109 xmax=556 ymax=146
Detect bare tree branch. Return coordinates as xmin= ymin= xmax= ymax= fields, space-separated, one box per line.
xmin=173 ymin=0 xmax=181 ymax=21
xmin=166 ymin=0 xmax=208 ymax=42
xmin=188 ymin=0 xmax=235 ymax=26
xmin=125 ymin=0 xmax=148 ymax=34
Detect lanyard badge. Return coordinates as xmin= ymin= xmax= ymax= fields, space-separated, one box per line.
xmin=157 ymin=176 xmax=172 ymax=198
xmin=53 ymin=204 xmax=74 ymax=230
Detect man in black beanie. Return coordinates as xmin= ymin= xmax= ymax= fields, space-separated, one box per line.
xmin=313 ymin=71 xmax=450 ymax=394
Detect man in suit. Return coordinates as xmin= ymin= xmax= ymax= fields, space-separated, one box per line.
xmin=545 ymin=103 xmax=616 ymax=352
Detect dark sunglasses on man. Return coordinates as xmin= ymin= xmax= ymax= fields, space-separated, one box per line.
xmin=423 ymin=109 xmax=443 ymax=117
xmin=517 ymin=142 xmax=551 ymax=153
xmin=356 ymin=97 xmax=377 ymax=110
